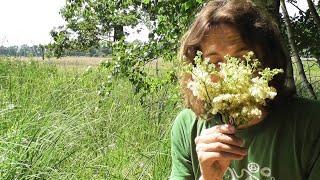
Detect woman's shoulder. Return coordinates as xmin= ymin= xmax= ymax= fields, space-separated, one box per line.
xmin=278 ymin=96 xmax=320 ymax=138
xmin=172 ymin=108 xmax=209 ymax=141
xmin=273 ymin=96 xmax=320 ymax=116
xmin=172 ymin=109 xmax=198 ymax=132
xmin=286 ymin=96 xmax=320 ymax=116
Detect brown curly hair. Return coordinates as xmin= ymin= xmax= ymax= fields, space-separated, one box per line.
xmin=179 ymin=0 xmax=294 ymax=119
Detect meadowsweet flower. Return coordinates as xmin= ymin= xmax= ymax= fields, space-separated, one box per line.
xmin=186 ymin=51 xmax=283 ymax=127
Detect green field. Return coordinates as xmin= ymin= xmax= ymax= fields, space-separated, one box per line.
xmin=0 ymin=57 xmax=319 ymax=179
xmin=0 ymin=57 xmax=181 ymax=179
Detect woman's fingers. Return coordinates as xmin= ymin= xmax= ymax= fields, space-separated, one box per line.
xmin=195 ymin=133 xmax=243 ymax=146
xmin=194 ymin=124 xmax=247 ymax=168
xmin=201 ymin=124 xmax=235 ymax=135
xmin=198 ymin=151 xmax=244 ymax=165
xmin=196 ymin=142 xmax=247 ymax=156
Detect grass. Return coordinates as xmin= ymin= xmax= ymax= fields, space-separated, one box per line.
xmin=6 ymin=56 xmax=106 ymax=72
xmin=0 ymin=58 xmax=181 ymax=179
xmin=0 ymin=56 xmax=319 ymax=179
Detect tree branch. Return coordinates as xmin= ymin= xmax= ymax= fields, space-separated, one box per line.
xmin=288 ymin=1 xmax=306 ymax=15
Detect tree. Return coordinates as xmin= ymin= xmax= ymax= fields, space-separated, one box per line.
xmin=307 ymin=0 xmax=320 ymax=30
xmin=49 ymin=0 xmax=142 ymax=57
xmin=283 ymin=0 xmax=320 ymax=65
xmin=281 ymin=0 xmax=317 ymax=99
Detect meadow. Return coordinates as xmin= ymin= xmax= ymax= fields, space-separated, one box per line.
xmin=0 ymin=57 xmax=319 ymax=179
xmin=0 ymin=57 xmax=181 ymax=179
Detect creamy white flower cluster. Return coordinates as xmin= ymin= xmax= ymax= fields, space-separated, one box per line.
xmin=186 ymin=51 xmax=283 ymax=127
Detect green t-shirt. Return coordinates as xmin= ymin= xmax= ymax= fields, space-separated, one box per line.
xmin=170 ymin=97 xmax=320 ymax=180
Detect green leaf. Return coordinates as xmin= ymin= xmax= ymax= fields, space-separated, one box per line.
xmin=142 ymin=0 xmax=150 ymax=4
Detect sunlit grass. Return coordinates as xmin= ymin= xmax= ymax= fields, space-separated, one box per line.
xmin=0 ymin=58 xmax=180 ymax=179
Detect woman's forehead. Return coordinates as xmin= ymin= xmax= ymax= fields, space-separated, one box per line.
xmin=203 ymin=24 xmax=243 ymax=43
xmin=200 ymin=24 xmax=248 ymax=55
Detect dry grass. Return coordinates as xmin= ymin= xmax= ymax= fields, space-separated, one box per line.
xmin=5 ymin=56 xmax=178 ymax=74
xmin=6 ymin=56 xmax=109 ymax=71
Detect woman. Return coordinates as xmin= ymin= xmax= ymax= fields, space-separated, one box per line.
xmin=170 ymin=0 xmax=320 ymax=179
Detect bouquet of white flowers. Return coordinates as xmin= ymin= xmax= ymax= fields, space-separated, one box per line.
xmin=186 ymin=51 xmax=283 ymax=127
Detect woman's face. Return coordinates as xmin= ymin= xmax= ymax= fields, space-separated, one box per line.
xmin=199 ymin=23 xmax=250 ymax=66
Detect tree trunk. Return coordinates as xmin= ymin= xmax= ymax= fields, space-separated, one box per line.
xmin=253 ymin=0 xmax=296 ymax=94
xmin=113 ymin=1 xmax=125 ymax=41
xmin=281 ymin=40 xmax=296 ymax=93
xmin=114 ymin=25 xmax=124 ymax=41
xmin=307 ymin=0 xmax=320 ymax=31
xmin=40 ymin=45 xmax=45 ymax=60
xmin=281 ymin=0 xmax=317 ymax=99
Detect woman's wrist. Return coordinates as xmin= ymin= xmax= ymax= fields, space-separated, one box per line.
xmin=200 ymin=166 xmax=223 ymax=180
xmin=199 ymin=175 xmax=221 ymax=180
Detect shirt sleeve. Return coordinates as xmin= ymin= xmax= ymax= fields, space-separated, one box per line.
xmin=170 ymin=110 xmax=195 ymax=180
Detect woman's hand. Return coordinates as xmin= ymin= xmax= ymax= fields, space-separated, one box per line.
xmin=195 ymin=124 xmax=247 ymax=180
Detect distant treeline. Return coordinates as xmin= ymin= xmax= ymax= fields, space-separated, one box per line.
xmin=0 ymin=45 xmax=111 ymax=57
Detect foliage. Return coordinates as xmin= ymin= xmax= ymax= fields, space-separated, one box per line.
xmin=100 ymin=40 xmax=179 ymax=103
xmin=282 ymin=0 xmax=320 ymax=61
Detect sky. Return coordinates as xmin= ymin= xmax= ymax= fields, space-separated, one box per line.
xmin=0 ymin=0 xmax=312 ymax=47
